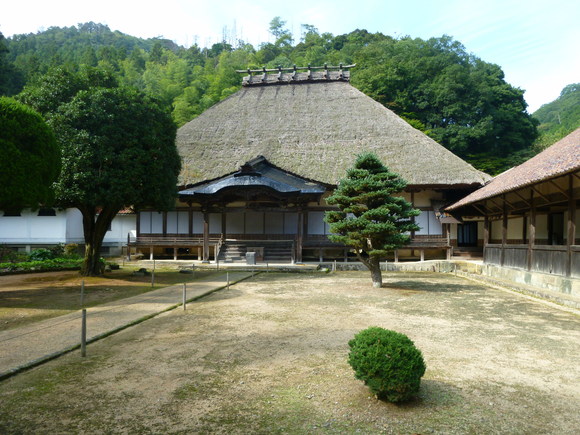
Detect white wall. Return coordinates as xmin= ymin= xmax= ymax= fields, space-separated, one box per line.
xmin=0 ymin=208 xmax=67 ymax=244
xmin=0 ymin=208 xmax=136 ymax=249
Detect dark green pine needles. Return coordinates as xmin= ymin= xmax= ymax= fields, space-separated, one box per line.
xmin=325 ymin=153 xmax=420 ymax=287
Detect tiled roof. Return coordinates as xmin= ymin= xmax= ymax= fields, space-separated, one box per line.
xmin=447 ymin=128 xmax=580 ymax=210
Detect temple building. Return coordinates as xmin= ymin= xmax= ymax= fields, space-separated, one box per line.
xmin=131 ymin=66 xmax=490 ymax=262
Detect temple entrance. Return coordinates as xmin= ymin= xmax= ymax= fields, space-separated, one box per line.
xmin=457 ymin=222 xmax=478 ymax=247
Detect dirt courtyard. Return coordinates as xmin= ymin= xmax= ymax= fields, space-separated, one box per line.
xmin=1 ymin=271 xmax=579 ymax=434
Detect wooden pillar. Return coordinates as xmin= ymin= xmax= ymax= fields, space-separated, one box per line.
xmin=420 ymin=249 xmax=425 ymax=262
xmin=445 ymin=223 xmax=451 ymax=260
xmin=483 ymin=215 xmax=489 ymax=262
xmin=173 ymin=247 xmax=178 ymax=261
xmin=566 ymin=175 xmax=576 ymax=277
xmin=162 ymin=211 xmax=167 ymax=235
xmin=394 ymin=250 xmax=399 ymax=263
xmin=501 ymin=195 xmax=507 ymax=266
xmin=188 ymin=208 xmax=193 ymax=236
xmin=222 ymin=212 xmax=227 ymax=240
xmin=149 ymin=246 xmax=154 ymax=261
xmin=202 ymin=211 xmax=210 ymax=263
xmin=528 ymin=190 xmax=536 ymax=271
xmin=296 ymin=210 xmax=304 ymax=263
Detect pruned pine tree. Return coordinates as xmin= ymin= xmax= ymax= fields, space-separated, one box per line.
xmin=325 ymin=153 xmax=420 ymax=288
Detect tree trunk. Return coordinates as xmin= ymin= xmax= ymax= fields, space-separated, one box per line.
xmin=355 ymin=251 xmax=383 ymax=288
xmin=369 ymin=257 xmax=383 ymax=288
xmin=80 ymin=207 xmax=117 ymax=276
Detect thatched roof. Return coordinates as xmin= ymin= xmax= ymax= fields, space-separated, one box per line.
xmin=447 ymin=127 xmax=580 ymax=210
xmin=177 ymin=78 xmax=490 ymax=188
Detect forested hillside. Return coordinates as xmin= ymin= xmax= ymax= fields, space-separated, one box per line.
xmin=532 ymin=83 xmax=580 ymax=149
xmin=1 ymin=20 xmax=542 ymax=174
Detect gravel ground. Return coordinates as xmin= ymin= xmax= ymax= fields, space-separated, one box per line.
xmin=0 ymin=271 xmax=579 ymax=434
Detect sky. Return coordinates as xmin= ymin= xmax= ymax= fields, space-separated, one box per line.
xmin=2 ymin=0 xmax=579 ymax=112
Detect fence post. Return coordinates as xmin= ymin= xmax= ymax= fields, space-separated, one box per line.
xmin=183 ymin=283 xmax=187 ymax=310
xmin=81 ymin=309 xmax=87 ymax=357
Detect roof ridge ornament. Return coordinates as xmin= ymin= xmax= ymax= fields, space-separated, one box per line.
xmin=237 ymin=64 xmax=355 ymax=87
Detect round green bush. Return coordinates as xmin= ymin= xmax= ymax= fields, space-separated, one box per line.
xmin=348 ymin=327 xmax=426 ymax=403
xmin=28 ymin=248 xmax=54 ymax=261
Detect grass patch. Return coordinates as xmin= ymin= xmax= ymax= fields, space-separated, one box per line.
xmin=0 ymin=267 xmax=215 ymax=330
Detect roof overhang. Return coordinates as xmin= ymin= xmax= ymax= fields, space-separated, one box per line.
xmin=179 ymin=156 xmax=327 ymax=202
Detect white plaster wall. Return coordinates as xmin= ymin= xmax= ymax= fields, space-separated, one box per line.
xmin=265 ymin=213 xmax=284 ymax=234
xmin=0 ymin=209 xmax=67 ymax=244
xmin=536 ymin=214 xmax=548 ymax=240
xmin=491 ymin=219 xmax=502 ymax=240
xmin=308 ymin=211 xmax=326 ymax=235
xmin=507 ymin=217 xmax=524 ymax=240
xmin=65 ymin=208 xmax=84 ymax=243
xmin=104 ymin=214 xmax=136 ymax=244
xmin=246 ymin=212 xmax=264 ymax=234
xmin=415 ymin=211 xmax=442 ymax=235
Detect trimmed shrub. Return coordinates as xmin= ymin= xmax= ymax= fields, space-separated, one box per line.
xmin=348 ymin=327 xmax=426 ymax=403
xmin=28 ymin=248 xmax=53 ymax=261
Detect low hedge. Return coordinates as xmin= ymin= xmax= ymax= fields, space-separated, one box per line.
xmin=0 ymin=257 xmax=83 ymax=273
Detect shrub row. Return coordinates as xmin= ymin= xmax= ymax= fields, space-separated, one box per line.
xmin=0 ymin=257 xmax=83 ymax=273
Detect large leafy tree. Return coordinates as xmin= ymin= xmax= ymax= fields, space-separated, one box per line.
xmin=352 ymin=36 xmax=538 ymax=160
xmin=20 ymin=67 xmax=181 ymax=275
xmin=0 ymin=96 xmax=60 ymax=210
xmin=325 ymin=154 xmax=420 ymax=288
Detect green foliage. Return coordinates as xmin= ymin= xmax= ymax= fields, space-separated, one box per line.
xmin=0 ymin=96 xmax=60 ymax=210
xmin=325 ymin=153 xmax=419 ymax=286
xmin=348 ymin=327 xmax=426 ymax=403
xmin=1 ymin=21 xmax=538 ymax=159
xmin=28 ymin=248 xmax=53 ymax=261
xmin=352 ymin=36 xmax=538 ymax=158
xmin=0 ymin=257 xmax=83 ymax=272
xmin=20 ymin=67 xmax=180 ymax=275
xmin=533 ymin=83 xmax=580 ymax=149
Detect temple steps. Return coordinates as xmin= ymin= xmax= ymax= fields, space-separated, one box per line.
xmin=218 ymin=241 xmax=293 ymax=263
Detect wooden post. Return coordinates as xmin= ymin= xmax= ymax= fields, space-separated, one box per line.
xmin=394 ymin=250 xmax=399 ymax=263
xmin=227 ymin=272 xmax=230 ymax=290
xmin=81 ymin=309 xmax=87 ymax=357
xmin=420 ymin=249 xmax=425 ymax=262
xmin=183 ymin=283 xmax=186 ymax=310
xmin=151 ymin=259 xmax=155 ymax=288
xmin=149 ymin=246 xmax=154 ymax=261
xmin=127 ymin=233 xmax=131 ymax=261
xmin=296 ymin=211 xmax=304 ymax=263
xmin=483 ymin=215 xmax=489 ymax=262
xmin=173 ymin=247 xmax=178 ymax=261
xmin=501 ymin=195 xmax=507 ymax=266
xmin=528 ymin=190 xmax=536 ymax=271
xmin=202 ymin=211 xmax=210 ymax=263
xmin=566 ymin=174 xmax=576 ymax=277
xmin=80 ymin=280 xmax=85 ymax=307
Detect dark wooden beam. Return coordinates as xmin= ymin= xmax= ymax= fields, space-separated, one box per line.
xmin=566 ymin=174 xmax=576 ymax=277
xmin=512 ymin=189 xmax=532 ymax=207
xmin=501 ymin=195 xmax=507 ymax=266
xmin=548 ymin=179 xmax=569 ymax=198
xmin=530 ymin=185 xmax=551 ymax=204
xmin=528 ymin=190 xmax=535 ymax=271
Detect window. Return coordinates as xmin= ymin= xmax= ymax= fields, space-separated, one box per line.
xmin=2 ymin=210 xmax=21 ymax=217
xmin=37 ymin=208 xmax=57 ymax=216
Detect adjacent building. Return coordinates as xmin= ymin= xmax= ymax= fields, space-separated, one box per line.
xmin=447 ymin=128 xmax=580 ymax=280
